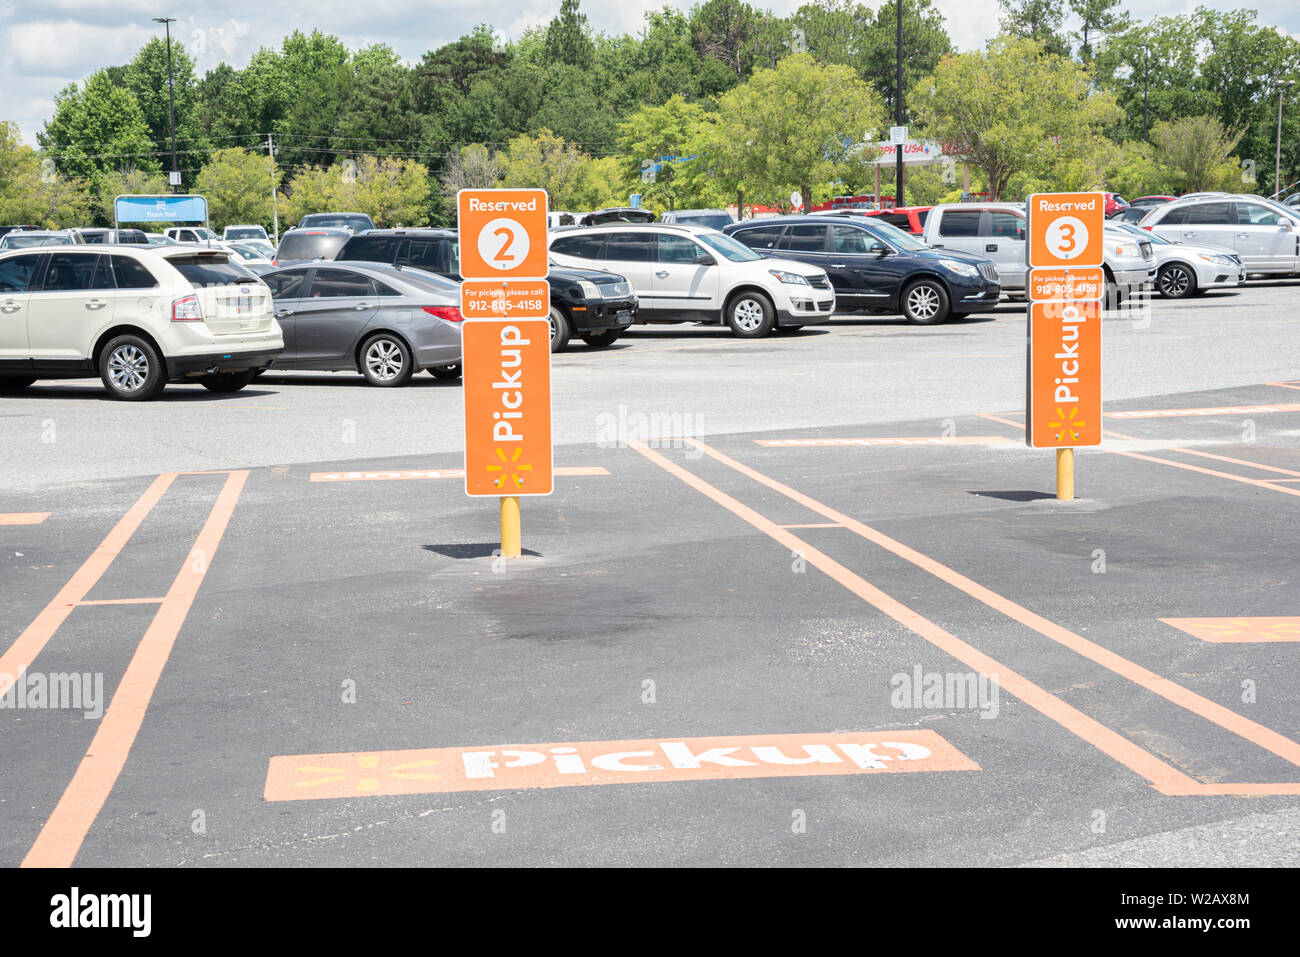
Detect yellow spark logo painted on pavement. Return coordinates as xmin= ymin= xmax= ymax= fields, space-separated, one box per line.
xmin=484 ymin=446 xmax=533 ymax=488
xmin=1048 ymin=406 xmax=1086 ymax=442
xmin=292 ymin=754 xmax=442 ymax=792
xmin=1161 ymin=617 xmax=1300 ymax=643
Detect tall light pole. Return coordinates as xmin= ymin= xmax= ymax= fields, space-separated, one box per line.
xmin=1277 ymin=79 xmax=1295 ymax=200
xmin=895 ymin=0 xmax=904 ymax=208
xmin=152 ymin=17 xmax=179 ymax=193
xmin=1142 ymin=42 xmax=1149 ymax=141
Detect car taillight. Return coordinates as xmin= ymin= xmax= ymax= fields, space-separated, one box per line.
xmin=271 ymin=259 xmax=278 ymax=266
xmin=172 ymin=294 xmax=203 ymax=321
xmin=422 ymin=306 xmax=463 ymax=322
xmin=1142 ymin=225 xmax=1153 ymax=231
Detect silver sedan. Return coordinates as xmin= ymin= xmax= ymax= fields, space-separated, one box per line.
xmin=1110 ymin=222 xmax=1244 ymax=299
xmin=260 ymin=261 xmax=464 ymax=385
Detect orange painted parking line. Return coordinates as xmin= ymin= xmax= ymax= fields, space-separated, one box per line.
xmin=265 ymin=729 xmax=977 ymax=802
xmin=676 ymin=437 xmax=1300 ymax=777
xmin=755 ymin=436 xmax=1014 ymax=448
xmin=629 ymin=439 xmax=1199 ymax=795
xmin=0 ymin=474 xmax=176 ymax=682
xmin=74 ymin=598 xmax=166 ymax=607
xmin=309 ymin=466 xmax=608 ymax=482
xmin=1107 ymin=403 xmax=1300 ymax=419
xmin=1266 ymin=382 xmax=1300 ymax=393
xmin=1162 ymin=617 xmax=1300 ymax=643
xmin=0 ymin=512 xmax=50 ymax=525
xmin=21 ymin=470 xmax=248 ymax=869
xmin=779 ymin=523 xmax=843 ymax=529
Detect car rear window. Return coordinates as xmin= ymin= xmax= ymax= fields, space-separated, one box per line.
xmin=601 ymin=232 xmax=653 ymax=262
xmin=1186 ymin=203 xmax=1232 ymax=225
xmin=277 ymin=233 xmax=348 ymax=262
xmin=110 ymin=255 xmax=160 ymax=289
xmin=302 ymin=214 xmax=372 ymax=232
xmin=338 ymin=235 xmax=404 ymax=263
xmin=169 ymin=256 xmax=257 ymax=287
xmin=225 ymin=228 xmax=265 ymax=240
xmin=675 ymin=213 xmax=732 ymax=230
xmin=730 ymin=225 xmax=785 ymax=249
xmin=878 ymin=213 xmax=910 ymax=230
xmin=938 ymin=210 xmax=982 ymax=237
xmin=550 ymin=234 xmax=607 ymax=258
xmin=779 ymin=224 xmax=827 ymax=252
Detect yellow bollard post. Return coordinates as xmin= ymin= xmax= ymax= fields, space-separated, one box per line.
xmin=1056 ymin=448 xmax=1075 ymax=501
xmin=500 ymin=495 xmax=521 ymax=558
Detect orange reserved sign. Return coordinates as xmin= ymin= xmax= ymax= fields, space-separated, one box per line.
xmin=1028 ymin=266 xmax=1105 ymax=302
xmin=461 ymin=280 xmax=550 ymax=320
xmin=462 ymin=319 xmax=552 ymax=496
xmin=1027 ymin=192 xmax=1104 ymax=268
xmin=457 ymin=188 xmax=549 ymax=279
xmin=1027 ymin=300 xmax=1101 ymax=448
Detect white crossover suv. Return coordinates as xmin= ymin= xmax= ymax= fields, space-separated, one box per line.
xmin=548 ymin=223 xmax=834 ymax=337
xmin=0 ymin=244 xmax=283 ymax=400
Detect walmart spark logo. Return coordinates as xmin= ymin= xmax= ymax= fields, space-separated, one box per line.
xmin=1048 ymin=406 xmax=1086 ymax=442
xmin=292 ymin=754 xmax=441 ymax=793
xmin=486 ymin=446 xmax=533 ymax=488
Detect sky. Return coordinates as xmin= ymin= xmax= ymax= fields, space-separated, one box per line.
xmin=2 ymin=0 xmax=1299 ymax=146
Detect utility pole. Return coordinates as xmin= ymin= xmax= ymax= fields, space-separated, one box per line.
xmin=895 ymin=0 xmax=904 ymax=208
xmin=1277 ymin=80 xmax=1295 ymax=200
xmin=1142 ymin=42 xmax=1149 ymax=141
xmin=267 ymin=133 xmax=279 ymax=242
xmin=153 ymin=17 xmax=179 ymax=192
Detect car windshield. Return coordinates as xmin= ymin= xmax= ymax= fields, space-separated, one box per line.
xmin=675 ymin=213 xmax=733 ymax=230
xmin=1 ymin=234 xmax=70 ymax=248
xmin=695 ymin=231 xmax=762 ymax=262
xmin=866 ymin=219 xmax=929 ymax=252
xmin=226 ymin=228 xmax=265 ymax=240
xmin=303 ymin=214 xmax=371 ymax=232
xmin=277 ymin=233 xmax=348 ymax=261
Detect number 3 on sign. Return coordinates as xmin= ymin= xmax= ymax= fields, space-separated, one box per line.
xmin=1044 ymin=216 xmax=1088 ymax=261
xmin=479 ymin=218 xmax=529 ymax=269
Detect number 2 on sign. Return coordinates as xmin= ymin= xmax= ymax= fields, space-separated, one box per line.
xmin=478 ymin=218 xmax=530 ymax=270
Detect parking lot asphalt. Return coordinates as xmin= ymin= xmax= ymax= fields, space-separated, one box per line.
xmin=3 ymin=369 xmax=1299 ymax=866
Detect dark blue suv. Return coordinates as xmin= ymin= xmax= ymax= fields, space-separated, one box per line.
xmin=723 ymin=215 xmax=1000 ymax=324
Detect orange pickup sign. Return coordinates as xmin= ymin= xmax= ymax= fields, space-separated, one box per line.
xmin=462 ymin=319 xmax=553 ymax=496
xmin=1027 ymin=192 xmax=1105 ymax=268
xmin=1028 ymin=300 xmax=1102 ymax=448
xmin=457 ymin=188 xmax=549 ymax=280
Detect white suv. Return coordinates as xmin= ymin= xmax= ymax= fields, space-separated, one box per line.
xmin=548 ymin=224 xmax=834 ymax=337
xmin=0 ymin=245 xmax=283 ymax=400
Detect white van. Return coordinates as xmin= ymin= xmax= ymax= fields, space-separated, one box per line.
xmin=0 ymin=245 xmax=282 ymax=400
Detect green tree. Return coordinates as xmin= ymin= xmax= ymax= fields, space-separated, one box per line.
xmin=691 ymin=53 xmax=885 ymax=207
xmin=997 ymin=0 xmax=1069 ymax=58
xmin=39 ymin=71 xmax=158 ymax=185
xmin=617 ymin=95 xmax=712 ymax=209
xmin=691 ymin=0 xmax=760 ymax=78
xmin=0 ymin=123 xmax=93 ymax=226
xmin=125 ymin=37 xmax=205 ymax=180
xmin=498 ymin=130 xmax=595 ymax=209
xmin=195 ymin=148 xmax=280 ymax=228
xmin=440 ymin=144 xmax=504 ymax=204
xmin=284 ymin=155 xmax=430 ymax=227
xmin=912 ymin=36 xmax=1120 ymax=199
xmin=544 ymin=0 xmax=595 ymax=70
xmin=1068 ymin=0 xmax=1129 ymax=62
xmin=790 ymin=0 xmax=873 ymax=70
xmin=1150 ymin=115 xmax=1245 ymax=193
xmin=1105 ymin=139 xmax=1169 ymax=198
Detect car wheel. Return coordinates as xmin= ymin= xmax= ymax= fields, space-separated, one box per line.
xmin=99 ymin=334 xmax=166 ymax=401
xmin=200 ymin=369 xmax=258 ymax=393
xmin=901 ymin=280 xmax=950 ymax=325
xmin=725 ymin=290 xmax=776 ymax=338
xmin=0 ymin=376 xmax=36 ymax=392
xmin=428 ymin=363 xmax=462 ymax=380
xmin=1103 ymin=269 xmax=1124 ymax=310
xmin=1156 ymin=262 xmax=1196 ymax=299
xmin=548 ymin=306 xmax=572 ymax=352
xmin=360 ymin=333 xmax=413 ymax=386
xmin=581 ymin=331 xmax=621 ymax=347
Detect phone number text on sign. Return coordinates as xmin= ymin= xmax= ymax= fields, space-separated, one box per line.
xmin=460 ymin=280 xmax=550 ymax=320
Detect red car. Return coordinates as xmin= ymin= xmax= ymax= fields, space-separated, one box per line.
xmin=1102 ymin=193 xmax=1129 ymax=216
xmin=851 ymin=205 xmax=934 ymax=235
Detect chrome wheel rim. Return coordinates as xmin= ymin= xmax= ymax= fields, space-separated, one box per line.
xmin=907 ymin=285 xmax=940 ymax=320
xmin=1160 ymin=267 xmax=1190 ymax=297
xmin=108 ymin=345 xmax=148 ymax=392
xmin=366 ymin=339 xmax=404 ymax=380
xmin=733 ymin=299 xmax=764 ymax=331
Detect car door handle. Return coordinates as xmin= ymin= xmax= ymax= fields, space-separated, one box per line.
xmin=1 ymin=301 xmax=20 ymax=313
xmin=654 ymin=270 xmax=669 ymax=279
xmin=354 ymin=303 xmax=371 ymax=310
xmin=1236 ymin=233 xmax=1249 ymax=239
xmin=1184 ymin=231 xmax=1197 ymax=238
xmin=985 ymin=244 xmax=998 ymax=252
xmin=931 ymin=243 xmax=944 ymax=248
xmin=84 ymin=299 xmax=107 ymax=310
xmin=275 ymin=309 xmax=295 ymax=318
xmin=829 ymin=263 xmax=848 ymax=268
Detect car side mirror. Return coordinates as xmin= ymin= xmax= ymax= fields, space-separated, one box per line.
xmin=870 ymin=242 xmax=889 ymax=255
xmin=693 ymin=253 xmax=716 ymax=266
xmin=1282 ymin=220 xmax=1295 ymax=232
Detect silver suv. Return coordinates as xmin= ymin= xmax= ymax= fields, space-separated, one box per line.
xmin=1139 ymin=194 xmax=1300 ymax=276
